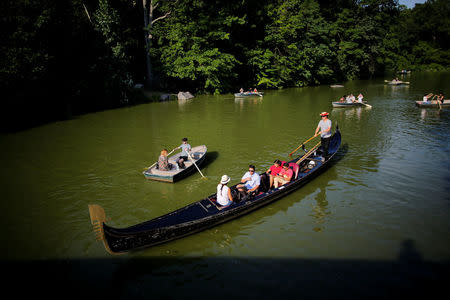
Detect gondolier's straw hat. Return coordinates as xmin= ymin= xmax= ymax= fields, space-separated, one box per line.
xmin=320 ymin=112 xmax=329 ymax=116
xmin=221 ymin=175 xmax=231 ymax=184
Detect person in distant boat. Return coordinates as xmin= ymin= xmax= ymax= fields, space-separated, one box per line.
xmin=239 ymin=88 xmax=244 ymax=93
xmin=176 ymin=137 xmax=191 ymax=169
xmin=357 ymin=93 xmax=364 ymax=103
xmin=237 ymin=165 xmax=261 ymax=195
xmin=273 ymin=163 xmax=293 ymax=188
xmin=437 ymin=93 xmax=444 ymax=104
xmin=350 ymin=93 xmax=356 ymax=103
xmin=339 ymin=95 xmax=345 ymax=103
xmin=216 ymin=175 xmax=233 ymax=207
xmin=253 ymin=88 xmax=258 ymax=93
xmin=423 ymin=93 xmax=433 ymax=102
xmin=266 ymin=159 xmax=283 ymax=189
xmin=158 ymin=149 xmax=171 ymax=171
xmin=315 ymin=112 xmax=332 ymax=162
xmin=345 ymin=95 xmax=352 ymax=103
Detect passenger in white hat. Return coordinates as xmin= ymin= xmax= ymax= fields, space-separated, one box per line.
xmin=217 ymin=175 xmax=233 ymax=207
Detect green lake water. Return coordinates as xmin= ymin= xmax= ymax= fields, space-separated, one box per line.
xmin=1 ymin=72 xmax=449 ymax=298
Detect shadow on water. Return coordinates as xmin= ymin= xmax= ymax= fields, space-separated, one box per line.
xmin=204 ymin=151 xmax=219 ymax=167
xmin=1 ymin=240 xmax=448 ymax=300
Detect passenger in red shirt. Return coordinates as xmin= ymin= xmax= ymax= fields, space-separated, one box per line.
xmin=273 ymin=164 xmax=293 ymax=188
xmin=266 ymin=159 xmax=282 ymax=189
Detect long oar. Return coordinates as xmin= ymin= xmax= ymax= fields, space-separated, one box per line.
xmin=187 ymin=152 xmax=207 ymax=179
xmin=295 ymin=141 xmax=321 ymax=165
xmin=289 ymin=135 xmax=318 ymax=157
xmin=143 ymin=148 xmax=177 ymax=171
xmin=361 ymin=102 xmax=372 ymax=108
xmin=434 ymin=95 xmax=442 ymax=109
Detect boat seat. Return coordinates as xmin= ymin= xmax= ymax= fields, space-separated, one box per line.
xmin=288 ymin=162 xmax=299 ymax=179
xmin=191 ymin=152 xmax=202 ymax=160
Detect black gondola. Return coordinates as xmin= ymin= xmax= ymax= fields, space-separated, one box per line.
xmin=89 ymin=127 xmax=342 ymax=254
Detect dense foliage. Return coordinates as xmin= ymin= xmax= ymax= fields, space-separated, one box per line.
xmin=1 ymin=0 xmax=449 ymax=130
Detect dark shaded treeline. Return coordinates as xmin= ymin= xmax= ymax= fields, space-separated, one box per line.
xmin=1 ymin=0 xmax=449 ymax=131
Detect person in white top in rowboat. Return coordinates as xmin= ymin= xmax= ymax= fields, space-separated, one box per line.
xmin=423 ymin=93 xmax=433 ymax=102
xmin=357 ymin=93 xmax=364 ymax=103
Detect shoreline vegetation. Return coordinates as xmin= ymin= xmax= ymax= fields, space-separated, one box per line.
xmin=1 ymin=0 xmax=449 ymax=132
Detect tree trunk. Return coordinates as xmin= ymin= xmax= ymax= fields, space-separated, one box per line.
xmin=142 ymin=0 xmax=153 ymax=88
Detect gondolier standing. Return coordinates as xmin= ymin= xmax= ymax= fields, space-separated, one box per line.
xmin=315 ymin=112 xmax=332 ymax=161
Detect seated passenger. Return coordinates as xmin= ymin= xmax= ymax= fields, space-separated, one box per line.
xmin=273 ymin=164 xmax=293 ymax=188
xmin=237 ymin=165 xmax=261 ymax=196
xmin=266 ymin=159 xmax=282 ymax=189
xmin=217 ymin=175 xmax=233 ymax=207
xmin=158 ymin=149 xmax=171 ymax=171
xmin=423 ymin=93 xmax=433 ymax=102
xmin=357 ymin=93 xmax=364 ymax=103
xmin=437 ymin=93 xmax=444 ymax=103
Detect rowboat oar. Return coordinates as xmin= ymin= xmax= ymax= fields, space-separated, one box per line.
xmin=433 ymin=95 xmax=442 ymax=109
xmin=289 ymin=135 xmax=318 ymax=157
xmin=143 ymin=147 xmax=177 ymax=171
xmin=295 ymin=141 xmax=321 ymax=165
xmin=361 ymin=102 xmax=372 ymax=108
xmin=187 ymin=151 xmax=207 ymax=179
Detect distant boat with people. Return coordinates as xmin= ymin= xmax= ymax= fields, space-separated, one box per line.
xmin=143 ymin=145 xmax=207 ymax=183
xmin=235 ymin=88 xmax=263 ymax=97
xmin=234 ymin=92 xmax=264 ymax=97
xmin=385 ymin=79 xmax=409 ymax=85
xmin=415 ymin=100 xmax=449 ymax=108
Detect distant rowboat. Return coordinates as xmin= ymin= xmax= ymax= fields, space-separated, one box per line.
xmin=143 ymin=145 xmax=207 ymax=183
xmin=332 ymin=101 xmax=370 ymax=108
xmin=415 ymin=100 xmax=449 ymax=108
xmin=330 ymin=85 xmax=344 ymax=88
xmin=234 ymin=92 xmax=264 ymax=97
xmin=385 ymin=80 xmax=409 ymax=85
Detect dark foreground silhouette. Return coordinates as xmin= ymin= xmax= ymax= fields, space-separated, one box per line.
xmin=1 ymin=239 xmax=449 ymax=300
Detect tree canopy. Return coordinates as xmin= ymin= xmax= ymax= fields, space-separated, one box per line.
xmin=1 ymin=0 xmax=449 ymax=130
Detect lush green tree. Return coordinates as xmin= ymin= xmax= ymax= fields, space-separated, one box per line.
xmin=249 ymin=0 xmax=334 ymax=89
xmin=150 ymin=0 xmax=245 ymax=94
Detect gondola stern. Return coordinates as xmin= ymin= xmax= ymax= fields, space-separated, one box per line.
xmin=88 ymin=204 xmax=120 ymax=255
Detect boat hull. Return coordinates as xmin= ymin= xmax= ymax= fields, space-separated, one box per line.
xmin=415 ymin=100 xmax=450 ymax=108
xmin=234 ymin=92 xmax=264 ymax=97
xmin=332 ymin=102 xmax=367 ymax=108
xmin=91 ymin=130 xmax=341 ymax=253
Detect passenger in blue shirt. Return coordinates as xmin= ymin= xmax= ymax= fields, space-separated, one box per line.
xmin=236 ymin=165 xmax=260 ymax=199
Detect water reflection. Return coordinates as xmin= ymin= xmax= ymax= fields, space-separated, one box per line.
xmin=420 ymin=108 xmax=443 ymax=121
xmin=311 ymin=186 xmax=329 ymax=232
xmin=331 ymin=107 xmax=369 ymax=121
xmin=234 ymin=97 xmax=262 ymax=110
